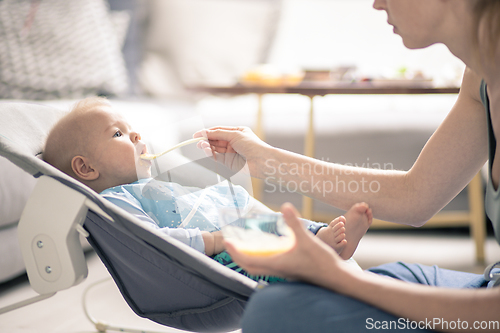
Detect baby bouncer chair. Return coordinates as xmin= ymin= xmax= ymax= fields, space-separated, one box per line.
xmin=0 ymin=102 xmax=260 ymax=332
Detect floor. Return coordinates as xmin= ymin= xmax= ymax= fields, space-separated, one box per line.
xmin=1 ymin=228 xmax=499 ymax=333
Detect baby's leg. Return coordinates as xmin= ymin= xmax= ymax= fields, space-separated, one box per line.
xmin=316 ymin=202 xmax=372 ymax=260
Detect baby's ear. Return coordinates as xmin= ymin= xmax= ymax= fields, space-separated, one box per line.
xmin=71 ymin=156 xmax=99 ymax=181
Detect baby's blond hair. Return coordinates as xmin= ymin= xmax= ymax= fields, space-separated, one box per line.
xmin=43 ymin=96 xmax=111 ymax=177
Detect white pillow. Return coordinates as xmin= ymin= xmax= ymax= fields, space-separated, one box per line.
xmin=0 ymin=0 xmax=129 ymax=100
xmin=0 ymin=156 xmax=36 ymax=228
xmin=139 ymin=0 xmax=280 ymax=97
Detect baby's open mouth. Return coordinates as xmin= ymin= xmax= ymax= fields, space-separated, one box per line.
xmin=138 ymin=143 xmax=148 ymax=156
xmin=137 ymin=145 xmax=152 ymax=164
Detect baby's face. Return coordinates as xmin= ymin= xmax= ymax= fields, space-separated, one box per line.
xmin=85 ymin=107 xmax=151 ymax=186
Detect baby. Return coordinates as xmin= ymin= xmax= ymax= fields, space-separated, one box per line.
xmin=43 ymin=97 xmax=373 ymax=281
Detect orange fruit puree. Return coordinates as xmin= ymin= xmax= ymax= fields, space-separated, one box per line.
xmin=232 ymin=235 xmax=295 ymax=257
xmin=238 ymin=246 xmax=292 ymax=257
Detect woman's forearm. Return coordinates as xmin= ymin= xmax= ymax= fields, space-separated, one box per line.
xmin=260 ymin=146 xmax=423 ymax=225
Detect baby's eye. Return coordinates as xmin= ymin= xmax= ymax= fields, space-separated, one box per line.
xmin=113 ymin=130 xmax=122 ymax=138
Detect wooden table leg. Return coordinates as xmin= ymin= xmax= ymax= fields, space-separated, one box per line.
xmin=252 ymin=94 xmax=264 ymax=201
xmin=468 ymin=171 xmax=486 ymax=264
xmin=255 ymin=94 xmax=265 ymax=140
xmin=302 ymin=96 xmax=315 ymax=219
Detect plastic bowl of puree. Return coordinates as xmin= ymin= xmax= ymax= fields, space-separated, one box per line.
xmin=219 ymin=209 xmax=295 ymax=256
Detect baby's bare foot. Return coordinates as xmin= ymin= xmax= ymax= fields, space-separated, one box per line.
xmin=316 ymin=216 xmax=347 ymax=255
xmin=340 ymin=202 xmax=373 ymax=260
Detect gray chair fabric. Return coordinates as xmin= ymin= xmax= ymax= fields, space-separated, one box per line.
xmin=0 ymin=102 xmax=257 ymax=332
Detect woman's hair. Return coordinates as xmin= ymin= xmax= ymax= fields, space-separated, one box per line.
xmin=473 ymin=0 xmax=500 ymax=64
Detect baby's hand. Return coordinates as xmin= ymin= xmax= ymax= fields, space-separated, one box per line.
xmin=202 ymin=231 xmax=225 ymax=256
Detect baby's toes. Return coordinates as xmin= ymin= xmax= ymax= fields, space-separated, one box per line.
xmin=329 ymin=215 xmax=346 ymax=226
xmin=334 ymin=231 xmax=346 ymax=244
xmin=330 ymin=220 xmax=345 ymax=233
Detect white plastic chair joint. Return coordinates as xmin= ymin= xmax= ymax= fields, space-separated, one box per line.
xmin=17 ymin=176 xmax=94 ymax=295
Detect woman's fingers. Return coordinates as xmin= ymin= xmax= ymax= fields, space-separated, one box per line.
xmin=223 ymin=202 xmax=317 ymax=278
xmin=280 ymin=203 xmax=311 ymax=242
xmin=223 ymin=240 xmax=271 ymax=276
xmin=196 ymin=138 xmax=247 ymax=173
xmin=193 ymin=127 xmax=247 ymax=145
xmin=197 ymin=139 xmax=229 ymax=155
xmin=193 ymin=126 xmax=257 ymax=174
xmin=194 ymin=127 xmax=245 ymax=156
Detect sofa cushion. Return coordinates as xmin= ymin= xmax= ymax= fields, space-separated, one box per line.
xmin=139 ymin=0 xmax=281 ymax=97
xmin=0 ymin=0 xmax=129 ymax=100
xmin=0 ymin=157 xmax=37 ymax=229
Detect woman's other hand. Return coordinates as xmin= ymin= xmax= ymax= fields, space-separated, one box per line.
xmin=193 ymin=126 xmax=272 ymax=178
xmin=224 ymin=202 xmax=349 ymax=290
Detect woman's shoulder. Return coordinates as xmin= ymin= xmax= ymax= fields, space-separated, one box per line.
xmin=459 ymin=67 xmax=483 ymax=104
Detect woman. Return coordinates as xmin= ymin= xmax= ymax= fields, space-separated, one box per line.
xmin=195 ymin=0 xmax=500 ymax=331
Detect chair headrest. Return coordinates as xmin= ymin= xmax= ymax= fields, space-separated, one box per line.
xmin=0 ymin=102 xmax=68 ymax=178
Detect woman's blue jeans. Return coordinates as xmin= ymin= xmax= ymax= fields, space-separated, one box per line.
xmin=240 ymin=262 xmax=492 ymax=332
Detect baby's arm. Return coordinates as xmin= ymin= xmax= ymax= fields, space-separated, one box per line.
xmin=202 ymin=231 xmax=225 ymax=256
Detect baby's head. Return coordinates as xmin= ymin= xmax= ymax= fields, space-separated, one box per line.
xmin=43 ymin=97 xmax=152 ymax=193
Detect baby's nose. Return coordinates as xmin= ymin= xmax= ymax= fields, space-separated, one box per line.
xmin=130 ymin=131 xmax=141 ymax=143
